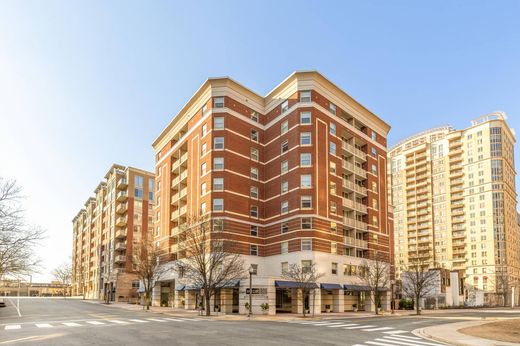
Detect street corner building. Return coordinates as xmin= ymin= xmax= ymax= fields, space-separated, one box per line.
xmin=72 ymin=164 xmax=155 ymax=302
xmin=389 ymin=113 xmax=520 ymax=307
xmin=151 ymin=71 xmax=395 ymax=315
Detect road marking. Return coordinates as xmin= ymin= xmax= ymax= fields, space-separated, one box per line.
xmin=366 ymin=341 xmax=396 ymax=346
xmin=35 ymin=323 xmax=53 ymax=328
xmin=345 ymin=325 xmax=376 ymax=329
xmin=4 ymin=325 xmax=21 ymax=330
xmin=128 ymin=319 xmax=149 ymax=323
xmin=310 ymin=322 xmax=345 ymax=326
xmin=172 ymin=317 xmax=202 ymax=321
xmin=362 ymin=327 xmax=394 ymax=331
xmin=86 ymin=321 xmax=105 ymax=325
xmin=108 ymin=320 xmax=128 ymax=324
xmin=62 ymin=322 xmax=81 ymax=327
xmin=147 ymin=318 xmax=167 ymax=322
xmin=392 ymin=335 xmax=422 ymax=340
xmin=163 ymin=318 xmax=186 ymax=322
xmin=384 ymin=336 xmax=445 ymax=346
xmin=383 ymin=330 xmax=408 ymax=334
xmin=326 ymin=323 xmax=359 ymax=328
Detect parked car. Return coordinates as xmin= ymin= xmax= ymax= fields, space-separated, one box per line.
xmin=0 ymin=298 xmax=6 ymax=307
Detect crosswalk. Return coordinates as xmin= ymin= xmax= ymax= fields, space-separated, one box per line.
xmin=2 ymin=317 xmax=205 ymax=331
xmin=281 ymin=320 xmax=447 ymax=346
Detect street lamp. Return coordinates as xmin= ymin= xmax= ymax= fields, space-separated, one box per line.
xmin=248 ymin=265 xmax=254 ymax=318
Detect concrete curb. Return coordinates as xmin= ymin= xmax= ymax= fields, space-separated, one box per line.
xmin=414 ymin=320 xmax=520 ymax=346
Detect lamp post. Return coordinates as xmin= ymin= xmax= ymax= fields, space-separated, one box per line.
xmin=248 ymin=265 xmax=254 ymax=318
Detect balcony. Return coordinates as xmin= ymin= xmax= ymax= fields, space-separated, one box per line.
xmin=171 ymin=226 xmax=180 ymax=237
xmin=342 ymin=198 xmax=367 ymax=213
xmin=344 ymin=236 xmax=355 ymax=246
xmin=116 ymin=216 xmax=127 ymax=227
xmin=179 ymin=187 xmax=187 ymax=200
xmin=450 ymin=170 xmax=464 ymax=178
xmin=116 ymin=203 xmax=127 ymax=215
xmin=172 ymin=176 xmax=180 ymax=187
xmin=342 ymin=161 xmax=367 ymax=178
xmin=180 ymin=152 xmax=188 ymax=165
xmin=451 ymin=209 xmax=465 ymax=216
xmin=114 ymin=242 xmax=126 ymax=251
xmin=452 ymin=216 xmax=465 ymax=224
xmin=355 ymin=239 xmax=368 ymax=248
xmin=342 ymin=142 xmax=367 ymax=161
xmin=343 ymin=217 xmax=367 ymax=230
xmin=180 ymin=170 xmax=188 ymax=183
xmin=116 ymin=178 xmax=128 ymax=190
xmin=171 ymin=210 xmax=179 ymax=220
xmin=451 ymin=193 xmax=464 ymax=201
xmin=114 ymin=255 xmax=126 ymax=263
xmin=179 ymin=205 xmax=187 ymax=216
xmin=116 ymin=191 xmax=128 ymax=202
xmin=115 ymin=229 xmax=127 ymax=239
xmin=452 ymin=231 xmax=465 ymax=239
xmin=343 ymin=180 xmax=366 ymax=195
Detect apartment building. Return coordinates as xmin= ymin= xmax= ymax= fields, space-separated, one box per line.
xmin=389 ymin=113 xmax=520 ymax=306
xmin=152 ymin=71 xmax=394 ymax=314
xmin=72 ymin=164 xmax=154 ymax=302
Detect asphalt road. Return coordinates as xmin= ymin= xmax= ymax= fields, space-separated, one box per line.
xmin=0 ymin=298 xmax=517 ymax=346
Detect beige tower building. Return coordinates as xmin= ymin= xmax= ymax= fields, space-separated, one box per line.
xmin=389 ymin=112 xmax=519 ymax=305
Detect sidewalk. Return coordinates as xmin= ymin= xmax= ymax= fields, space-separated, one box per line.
xmin=80 ymin=299 xmax=409 ymax=321
xmin=416 ymin=320 xmax=520 ymax=346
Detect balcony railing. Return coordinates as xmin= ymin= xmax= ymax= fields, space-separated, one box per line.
xmin=116 ymin=191 xmax=128 ymax=201
xmin=114 ymin=255 xmax=126 ymax=263
xmin=342 ymin=142 xmax=367 ymax=160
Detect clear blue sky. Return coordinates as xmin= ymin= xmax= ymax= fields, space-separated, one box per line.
xmin=0 ymin=0 xmax=519 ymax=282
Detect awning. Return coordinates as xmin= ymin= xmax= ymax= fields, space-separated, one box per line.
xmin=320 ymin=283 xmax=343 ymax=290
xmin=275 ymin=280 xmax=318 ymax=289
xmin=344 ymin=284 xmax=371 ymax=291
xmin=175 ymin=285 xmax=185 ymax=291
xmin=217 ymin=279 xmax=240 ymax=288
xmin=185 ymin=284 xmax=202 ymax=291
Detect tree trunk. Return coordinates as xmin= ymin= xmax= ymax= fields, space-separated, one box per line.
xmin=374 ymin=292 xmax=379 ymax=315
xmin=416 ymin=294 xmax=421 ymax=315
xmin=302 ymin=290 xmax=306 ymax=317
xmin=205 ymin=291 xmax=211 ymax=316
xmin=146 ymin=291 xmax=151 ymax=310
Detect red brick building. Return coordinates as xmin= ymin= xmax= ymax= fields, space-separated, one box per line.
xmin=152 ymin=71 xmax=393 ymax=314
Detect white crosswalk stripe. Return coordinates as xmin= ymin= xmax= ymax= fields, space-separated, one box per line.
xmin=62 ymin=322 xmax=81 ymax=327
xmin=382 ymin=336 xmax=446 ymax=346
xmin=359 ymin=336 xmax=447 ymax=346
xmin=362 ymin=327 xmax=393 ymax=332
xmin=86 ymin=321 xmax=105 ymax=325
xmin=108 ymin=320 xmax=128 ymax=324
xmin=35 ymin=323 xmax=53 ymax=328
xmin=163 ymin=318 xmax=186 ymax=322
xmin=4 ymin=325 xmax=21 ymax=330
xmin=326 ymin=323 xmax=359 ymax=328
xmin=147 ymin=318 xmax=167 ymax=322
xmin=383 ymin=330 xmax=408 ymax=334
xmin=310 ymin=322 xmax=345 ymax=326
xmin=345 ymin=325 xmax=376 ymax=329
xmin=128 ymin=319 xmax=148 ymax=323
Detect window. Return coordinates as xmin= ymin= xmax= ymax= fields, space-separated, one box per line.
xmin=281 ymin=180 xmax=288 ymax=194
xmin=300 ymin=112 xmax=311 ymax=124
xmin=301 ymin=239 xmax=312 ymax=251
xmin=300 ymin=174 xmax=312 ymax=188
xmin=250 ymin=225 xmax=258 ymax=236
xmin=213 ymin=157 xmax=224 ymax=170
xmin=281 ymin=160 xmax=289 ymax=174
xmin=281 ymin=200 xmax=289 ymax=214
xmin=330 ymin=123 xmax=336 ymax=135
xmin=251 ymin=129 xmax=258 ymax=142
xmin=250 ymin=264 xmax=258 ymax=275
xmin=202 ymin=103 xmax=208 ymax=115
xmin=281 ymin=140 xmax=289 ymax=153
xmin=200 ymin=202 xmax=206 ymax=214
xmin=201 ymin=142 xmax=207 ymax=156
xmin=330 ymin=141 xmax=336 ymax=155
xmin=250 ymin=167 xmax=258 ymax=180
xmin=371 ymin=131 xmax=377 ymax=141
xmin=371 ymin=147 xmax=377 ymax=158
xmin=331 ymin=242 xmax=337 ymax=254
xmin=201 ymin=162 xmax=207 ymax=176
xmin=281 ymin=261 xmax=288 ymax=274
xmin=213 ymin=117 xmax=224 ymax=129
xmin=281 ymin=243 xmax=288 ymax=255
xmin=250 ymin=206 xmax=258 ymax=218
xmin=251 ymin=148 xmax=259 ymax=161
xmin=213 ymin=198 xmax=224 ymax=212
xmin=213 ymin=178 xmax=224 ymax=191
xmin=213 ymin=219 xmax=224 ymax=232
xmin=371 ymin=164 xmax=377 ymax=175
xmin=134 ymin=175 xmax=143 ymax=187
xmin=132 ymin=280 xmax=140 ymax=289
xmin=301 ymin=217 xmax=312 ymax=229
xmin=250 ymin=245 xmax=258 ymax=256
xmin=329 ymin=103 xmax=336 ymax=115
xmin=201 ymin=123 xmax=207 ymax=136
xmin=300 ymin=132 xmax=311 ymax=145
xmin=281 ymin=222 xmax=289 ymax=233
xmin=281 ymin=100 xmax=289 ymax=113
xmin=300 ymin=90 xmax=311 ymax=102
xmin=330 ymin=161 xmax=336 ymax=174
xmin=251 ymin=112 xmax=259 ymax=122
xmin=332 ymin=263 xmax=338 ymax=275
xmin=302 ymin=260 xmax=312 ymax=273
xmin=214 ymin=97 xmax=224 ymax=108
xmin=201 ymin=182 xmax=207 ymax=195
xmin=330 ymin=182 xmax=336 ymax=194
xmin=301 ymin=196 xmax=312 ymax=209
xmin=281 ymin=120 xmax=288 ymax=134
xmin=214 ymin=137 xmax=224 ymax=150
xmin=300 ymin=153 xmax=311 ymax=166
xmin=250 ymin=186 xmax=258 ymax=199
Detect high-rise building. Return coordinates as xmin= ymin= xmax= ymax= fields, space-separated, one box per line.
xmin=152 ymin=71 xmax=394 ymax=314
xmin=389 ymin=113 xmax=519 ymax=305
xmin=72 ymin=164 xmax=155 ymax=301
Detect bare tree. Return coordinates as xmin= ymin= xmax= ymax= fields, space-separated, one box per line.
xmin=52 ymin=262 xmax=72 ymax=297
xmin=358 ymin=254 xmax=390 ymax=315
xmin=282 ymin=262 xmax=324 ymax=317
xmin=400 ymin=261 xmax=439 ymax=315
xmin=493 ymin=266 xmax=510 ymax=307
xmin=0 ymin=178 xmax=45 ymax=278
xmin=133 ymin=234 xmax=168 ymax=310
xmin=174 ymin=215 xmax=245 ymax=316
